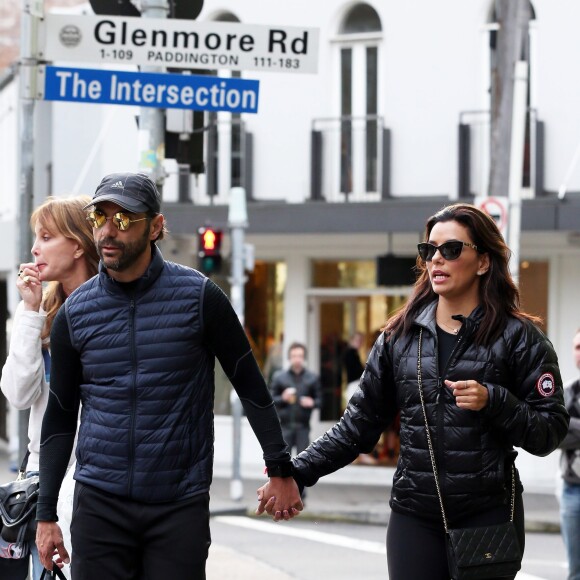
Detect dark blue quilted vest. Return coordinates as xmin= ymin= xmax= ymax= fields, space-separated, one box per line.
xmin=65 ymin=246 xmax=214 ymax=502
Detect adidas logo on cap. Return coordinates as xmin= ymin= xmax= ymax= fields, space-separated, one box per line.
xmin=111 ymin=181 xmax=124 ymax=189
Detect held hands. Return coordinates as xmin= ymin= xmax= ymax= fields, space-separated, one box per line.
xmin=17 ymin=262 xmax=42 ymax=311
xmin=256 ymin=477 xmax=303 ymax=522
xmin=445 ymin=379 xmax=489 ymax=411
xmin=36 ymin=521 xmax=70 ymax=570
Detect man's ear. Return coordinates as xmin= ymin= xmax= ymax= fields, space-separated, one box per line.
xmin=150 ymin=215 xmax=164 ymax=241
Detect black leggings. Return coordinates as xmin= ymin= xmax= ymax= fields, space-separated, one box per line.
xmin=386 ymin=493 xmax=525 ymax=580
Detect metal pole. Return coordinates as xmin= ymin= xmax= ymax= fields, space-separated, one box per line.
xmin=138 ymin=0 xmax=168 ymax=190
xmin=228 ymin=187 xmax=248 ymax=501
xmin=16 ymin=0 xmax=40 ymax=463
xmin=489 ymin=0 xmax=530 ymax=199
xmin=507 ymin=61 xmax=528 ymax=285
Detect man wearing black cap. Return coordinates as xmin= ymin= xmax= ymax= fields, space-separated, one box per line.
xmin=35 ymin=173 xmax=302 ymax=579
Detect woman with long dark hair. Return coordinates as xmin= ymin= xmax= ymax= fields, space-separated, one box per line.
xmin=258 ymin=203 xmax=569 ymax=579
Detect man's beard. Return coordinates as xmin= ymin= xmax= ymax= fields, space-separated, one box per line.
xmin=97 ymin=225 xmax=150 ymax=272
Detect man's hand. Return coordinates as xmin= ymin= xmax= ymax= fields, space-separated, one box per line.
xmin=36 ymin=521 xmax=70 ymax=570
xmin=256 ymin=477 xmax=303 ymax=521
xmin=281 ymin=388 xmax=297 ymax=404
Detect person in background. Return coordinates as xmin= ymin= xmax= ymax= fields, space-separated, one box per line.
xmin=270 ymin=342 xmax=322 ymax=458
xmin=1 ymin=196 xmax=99 ymax=579
xmin=35 ymin=172 xmax=302 ymax=579
xmin=559 ymin=328 xmax=580 ymax=580
xmin=258 ymin=203 xmax=568 ymax=579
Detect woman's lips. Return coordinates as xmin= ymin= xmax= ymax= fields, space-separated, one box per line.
xmin=431 ymin=270 xmax=449 ymax=283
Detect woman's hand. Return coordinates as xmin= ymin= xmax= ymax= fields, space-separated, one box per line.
xmin=445 ymin=379 xmax=489 ymax=411
xmin=256 ymin=478 xmax=303 ymax=521
xmin=17 ymin=262 xmax=42 ymax=311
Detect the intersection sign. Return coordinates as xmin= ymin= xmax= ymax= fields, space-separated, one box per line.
xmin=39 ymin=65 xmax=260 ymax=113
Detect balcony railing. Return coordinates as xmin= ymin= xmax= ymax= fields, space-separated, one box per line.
xmin=457 ymin=108 xmax=544 ymax=199
xmin=170 ymin=116 xmax=253 ymax=206
xmin=311 ymin=115 xmax=391 ymax=202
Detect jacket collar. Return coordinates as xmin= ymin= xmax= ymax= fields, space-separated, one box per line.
xmin=99 ymin=244 xmax=165 ymax=294
xmin=415 ymin=300 xmax=484 ymax=336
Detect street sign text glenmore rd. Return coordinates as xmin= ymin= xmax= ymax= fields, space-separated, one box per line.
xmin=39 ymin=14 xmax=319 ymax=74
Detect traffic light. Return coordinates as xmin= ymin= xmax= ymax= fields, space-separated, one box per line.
xmin=197 ymin=226 xmax=223 ymax=274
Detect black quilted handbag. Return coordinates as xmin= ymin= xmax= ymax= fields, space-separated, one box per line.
xmin=417 ymin=329 xmax=522 ymax=580
xmin=0 ymin=452 xmax=39 ymax=545
xmin=446 ymin=521 xmax=521 ymax=579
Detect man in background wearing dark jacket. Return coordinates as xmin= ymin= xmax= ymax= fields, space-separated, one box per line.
xmin=560 ymin=328 xmax=580 ymax=580
xmin=35 ymin=172 xmax=302 ymax=579
xmin=270 ymin=342 xmax=321 ymax=458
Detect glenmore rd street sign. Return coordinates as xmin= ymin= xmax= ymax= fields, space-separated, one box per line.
xmin=38 ymin=65 xmax=260 ymax=113
xmin=39 ymin=14 xmax=319 ymax=74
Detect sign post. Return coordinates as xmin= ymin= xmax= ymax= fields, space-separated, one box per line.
xmin=228 ymin=187 xmax=248 ymax=501
xmin=17 ymin=0 xmax=42 ymax=463
xmin=138 ymin=0 xmax=168 ymax=187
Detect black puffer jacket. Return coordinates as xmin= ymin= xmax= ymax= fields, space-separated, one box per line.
xmin=293 ymin=302 xmax=569 ymax=524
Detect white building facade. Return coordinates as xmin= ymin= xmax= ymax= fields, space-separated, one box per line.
xmin=1 ymin=0 xmax=580 ymax=491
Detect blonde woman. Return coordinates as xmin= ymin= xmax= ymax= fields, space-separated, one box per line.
xmin=1 ymin=196 xmax=99 ymax=579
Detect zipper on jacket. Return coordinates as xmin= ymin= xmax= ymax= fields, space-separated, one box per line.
xmin=128 ymin=297 xmax=137 ymax=498
xmin=435 ymin=331 xmax=463 ymax=495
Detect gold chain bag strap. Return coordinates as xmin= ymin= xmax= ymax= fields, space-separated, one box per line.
xmin=416 ymin=328 xmax=522 ymax=580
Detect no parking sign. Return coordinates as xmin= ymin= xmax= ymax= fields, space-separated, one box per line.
xmin=475 ymin=196 xmax=509 ymax=237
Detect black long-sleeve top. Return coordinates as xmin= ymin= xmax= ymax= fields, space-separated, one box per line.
xmin=37 ymin=277 xmax=290 ymax=521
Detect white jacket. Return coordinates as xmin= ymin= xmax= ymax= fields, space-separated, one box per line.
xmin=1 ymin=301 xmax=74 ymax=576
xmin=1 ymin=301 xmax=49 ymax=472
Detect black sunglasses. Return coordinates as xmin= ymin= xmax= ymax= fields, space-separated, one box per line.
xmin=417 ymin=240 xmax=479 ymax=262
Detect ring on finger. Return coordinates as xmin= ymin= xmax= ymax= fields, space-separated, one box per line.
xmin=22 ymin=275 xmax=31 ymax=284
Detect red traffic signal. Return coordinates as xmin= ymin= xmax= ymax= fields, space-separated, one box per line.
xmin=201 ymin=228 xmax=220 ymax=252
xmin=197 ymin=227 xmax=223 ymax=274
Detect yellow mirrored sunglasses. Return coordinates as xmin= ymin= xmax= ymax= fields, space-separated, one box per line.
xmin=86 ymin=209 xmax=148 ymax=231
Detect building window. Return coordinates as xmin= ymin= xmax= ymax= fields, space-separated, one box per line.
xmin=312 ymin=260 xmax=377 ymax=289
xmin=336 ymin=3 xmax=383 ymax=197
xmin=205 ymin=12 xmax=246 ymax=201
xmin=340 ymin=4 xmax=382 ymax=34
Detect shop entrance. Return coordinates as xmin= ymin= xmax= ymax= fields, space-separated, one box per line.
xmin=307 ymin=290 xmax=409 ymax=420
xmin=307 ymin=289 xmax=409 ymax=466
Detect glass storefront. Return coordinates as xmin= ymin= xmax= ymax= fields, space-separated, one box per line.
xmin=310 ymin=259 xmax=410 ymax=466
xmin=214 ymin=261 xmax=287 ymax=415
xmin=519 ymin=260 xmax=549 ymax=333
